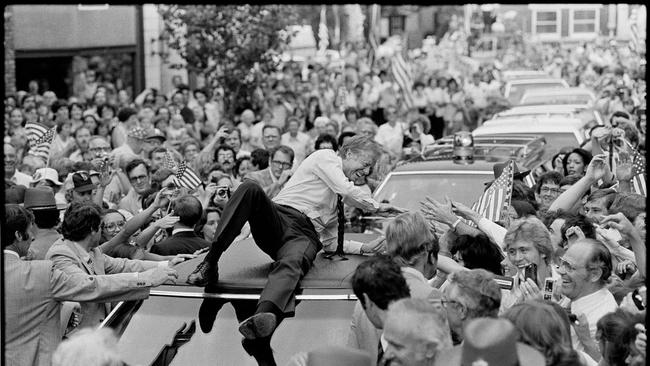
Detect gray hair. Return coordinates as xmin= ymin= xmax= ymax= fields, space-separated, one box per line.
xmin=386 ymin=212 xmax=435 ymax=267
xmin=385 ymin=298 xmax=452 ymax=350
xmin=338 ymin=135 xmax=381 ymax=162
xmin=448 ymin=269 xmax=502 ymax=318
xmin=52 ymin=327 xmax=124 ymax=366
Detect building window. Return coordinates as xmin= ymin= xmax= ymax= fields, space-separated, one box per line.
xmin=389 ymin=15 xmax=405 ymax=36
xmin=535 ymin=11 xmax=558 ymax=34
xmin=571 ymin=9 xmax=598 ymax=34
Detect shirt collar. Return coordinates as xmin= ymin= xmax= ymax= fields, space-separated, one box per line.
xmin=4 ymin=250 xmax=20 ymax=259
xmin=266 ymin=167 xmax=277 ymax=183
xmin=172 ymin=227 xmax=195 ymax=236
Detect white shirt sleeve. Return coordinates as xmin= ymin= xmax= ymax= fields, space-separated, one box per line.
xmin=478 ymin=217 xmax=507 ymax=252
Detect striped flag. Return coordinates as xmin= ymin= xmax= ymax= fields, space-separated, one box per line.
xmin=474 ymin=160 xmax=515 ymax=222
xmin=163 ymin=151 xmax=178 ymax=171
xmin=25 ymin=123 xmax=50 ymax=147
xmin=631 ymin=148 xmax=646 ymax=197
xmin=28 ymin=127 xmax=56 ymax=161
xmin=174 ymin=161 xmax=202 ymax=190
xmin=390 ymin=52 xmax=415 ymax=109
xmin=368 ymin=4 xmax=380 ymax=66
xmin=318 ymin=5 xmax=329 ymax=52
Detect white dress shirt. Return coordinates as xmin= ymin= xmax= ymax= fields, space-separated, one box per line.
xmin=570 ymin=287 xmax=618 ymax=351
xmin=273 ymin=149 xmax=379 ymax=253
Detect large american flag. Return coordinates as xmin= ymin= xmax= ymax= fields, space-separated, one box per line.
xmin=390 ymin=52 xmax=415 ymax=109
xmin=174 ymin=161 xmax=202 ymax=190
xmin=473 ymin=160 xmax=515 ymax=222
xmin=631 ymin=148 xmax=646 ymax=197
xmin=27 ymin=126 xmax=56 ymax=161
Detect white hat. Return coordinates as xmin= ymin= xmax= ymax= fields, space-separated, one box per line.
xmin=31 ymin=168 xmax=63 ymax=186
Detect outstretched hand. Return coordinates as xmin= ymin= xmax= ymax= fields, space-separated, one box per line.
xmin=376 ymin=203 xmax=408 ymax=217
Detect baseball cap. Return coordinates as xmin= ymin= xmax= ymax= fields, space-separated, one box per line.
xmin=72 ymin=171 xmax=96 ymax=192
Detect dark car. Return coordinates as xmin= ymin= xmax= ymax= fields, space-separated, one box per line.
xmin=101 ymin=234 xmax=377 ymax=366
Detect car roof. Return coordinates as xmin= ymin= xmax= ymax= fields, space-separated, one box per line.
xmin=521 ymin=87 xmax=595 ymax=97
xmin=164 ymin=233 xmax=377 ymax=295
xmin=474 ymin=116 xmax=586 ymax=132
xmin=496 ymin=104 xmax=592 ymax=116
xmin=506 ymin=78 xmax=568 ymax=85
xmin=391 ymin=158 xmax=496 ymax=173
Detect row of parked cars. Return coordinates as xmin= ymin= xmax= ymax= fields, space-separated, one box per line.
xmin=103 ymin=70 xmax=603 ymax=365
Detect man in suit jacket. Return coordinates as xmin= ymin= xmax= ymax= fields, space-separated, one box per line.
xmin=3 ymin=204 xmax=178 ymax=366
xmin=243 ymin=145 xmax=294 ymax=199
xmin=45 ymin=199 xmax=183 ymax=335
xmin=150 ymin=195 xmax=210 ymax=254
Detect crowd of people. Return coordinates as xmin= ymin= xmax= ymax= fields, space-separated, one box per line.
xmin=3 ymin=28 xmax=647 ymax=366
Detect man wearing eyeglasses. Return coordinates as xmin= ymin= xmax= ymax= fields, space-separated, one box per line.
xmin=243 ymin=145 xmax=295 ymax=199
xmin=534 ymin=171 xmax=563 ymax=211
xmin=118 ymin=159 xmax=151 ymax=215
xmin=557 ymin=239 xmax=617 ymax=360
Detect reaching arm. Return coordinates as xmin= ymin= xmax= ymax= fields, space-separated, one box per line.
xmin=601 ymin=213 xmax=646 ymax=279
xmin=549 ymin=154 xmax=611 ymax=213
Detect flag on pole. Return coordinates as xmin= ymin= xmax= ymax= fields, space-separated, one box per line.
xmin=390 ymin=52 xmax=415 ymax=109
xmin=175 ymin=161 xmax=202 ymax=190
xmin=474 ymin=160 xmax=515 ymax=222
xmin=163 ymin=151 xmax=178 ymax=172
xmin=368 ymin=4 xmax=381 ymax=67
xmin=523 ymin=174 xmax=536 ymax=189
xmin=631 ymin=148 xmax=646 ymax=196
xmin=318 ymin=5 xmax=329 ymax=53
xmin=28 ymin=127 xmax=56 ymax=161
xmin=25 ymin=123 xmax=50 ymax=146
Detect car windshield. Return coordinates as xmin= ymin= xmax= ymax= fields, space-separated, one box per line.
xmin=488 ymin=132 xmax=581 ymax=152
xmin=521 ymin=94 xmax=592 ymax=106
xmin=114 ymin=297 xmax=355 ymax=365
xmin=374 ymin=172 xmax=493 ymax=209
xmin=507 ymin=82 xmax=567 ymax=104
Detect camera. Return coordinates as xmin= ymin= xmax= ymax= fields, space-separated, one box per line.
xmin=215 ymin=186 xmax=231 ymax=199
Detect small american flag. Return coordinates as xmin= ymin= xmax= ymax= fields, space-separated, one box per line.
xmin=163 ymin=151 xmax=178 ymax=172
xmin=25 ymin=123 xmax=50 ymax=147
xmin=174 ymin=161 xmax=202 ymax=190
xmin=474 ymin=160 xmax=515 ymax=222
xmin=631 ymin=148 xmax=646 ymax=197
xmin=523 ymin=174 xmax=536 ymax=189
xmin=28 ymin=127 xmax=56 ymax=161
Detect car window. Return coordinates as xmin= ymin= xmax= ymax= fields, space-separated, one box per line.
xmin=374 ymin=172 xmax=493 ymax=209
xmin=507 ymin=82 xmax=568 ymax=104
xmin=114 ymin=296 xmax=356 ymax=365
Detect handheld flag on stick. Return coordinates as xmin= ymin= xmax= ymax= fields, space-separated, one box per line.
xmin=163 ymin=151 xmax=178 ymax=172
xmin=174 ymin=161 xmax=202 ymax=190
xmin=28 ymin=126 xmax=56 ymax=163
xmin=630 ymin=148 xmax=646 ymax=197
xmin=474 ymin=160 xmax=515 ymax=222
xmin=25 ymin=123 xmax=50 ymax=146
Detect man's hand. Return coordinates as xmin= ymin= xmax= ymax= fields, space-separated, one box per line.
xmin=615 ymin=151 xmax=635 ymax=181
xmin=585 ymin=154 xmax=612 ymax=183
xmin=565 ymin=226 xmax=586 ymax=245
xmin=213 ymin=126 xmax=229 ymax=142
xmin=572 ymin=313 xmax=592 ymax=344
xmin=375 ymin=203 xmax=407 ymax=217
xmin=193 ymin=247 xmax=210 ymax=256
xmin=360 ymin=236 xmax=386 ymax=255
xmin=155 ymin=214 xmax=180 ymax=229
xmin=519 ymin=278 xmax=542 ymax=301
xmin=169 ymin=254 xmax=197 ymax=266
xmin=420 ymin=196 xmax=457 ymax=227
xmin=142 ymin=266 xmax=178 ymax=286
xmin=601 ymin=213 xmax=638 ymax=238
xmin=451 ymin=200 xmax=481 ymax=223
xmin=278 ymin=170 xmax=293 ymax=185
xmin=154 ymin=189 xmax=172 ymax=210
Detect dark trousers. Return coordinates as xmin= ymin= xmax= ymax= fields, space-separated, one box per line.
xmin=205 ymin=180 xmax=322 ymax=316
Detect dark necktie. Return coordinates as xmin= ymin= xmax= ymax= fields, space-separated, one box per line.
xmin=377 ymin=339 xmax=384 ymax=365
xmin=337 ymin=194 xmax=345 ymax=251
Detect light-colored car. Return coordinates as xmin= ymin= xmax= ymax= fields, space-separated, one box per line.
xmin=501 ymin=70 xmax=551 ymax=82
xmin=486 ymin=104 xmax=604 ymax=127
xmin=473 ymin=116 xmax=590 ymax=151
xmin=519 ymin=87 xmax=596 ymax=107
xmin=503 ymin=78 xmax=570 ymax=105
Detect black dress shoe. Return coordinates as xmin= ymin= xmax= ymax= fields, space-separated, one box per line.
xmin=186 ymin=260 xmax=218 ymax=287
xmin=198 ymin=298 xmax=226 ymax=333
xmin=238 ymin=312 xmax=277 ymax=340
xmin=241 ymin=337 xmax=276 ymax=366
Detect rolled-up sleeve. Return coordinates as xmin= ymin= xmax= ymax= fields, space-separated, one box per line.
xmin=312 ymin=152 xmax=379 ymax=212
xmin=478 ymin=217 xmax=507 ymax=252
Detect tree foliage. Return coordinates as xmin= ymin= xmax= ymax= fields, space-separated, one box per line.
xmin=159 ymin=5 xmax=297 ymax=117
